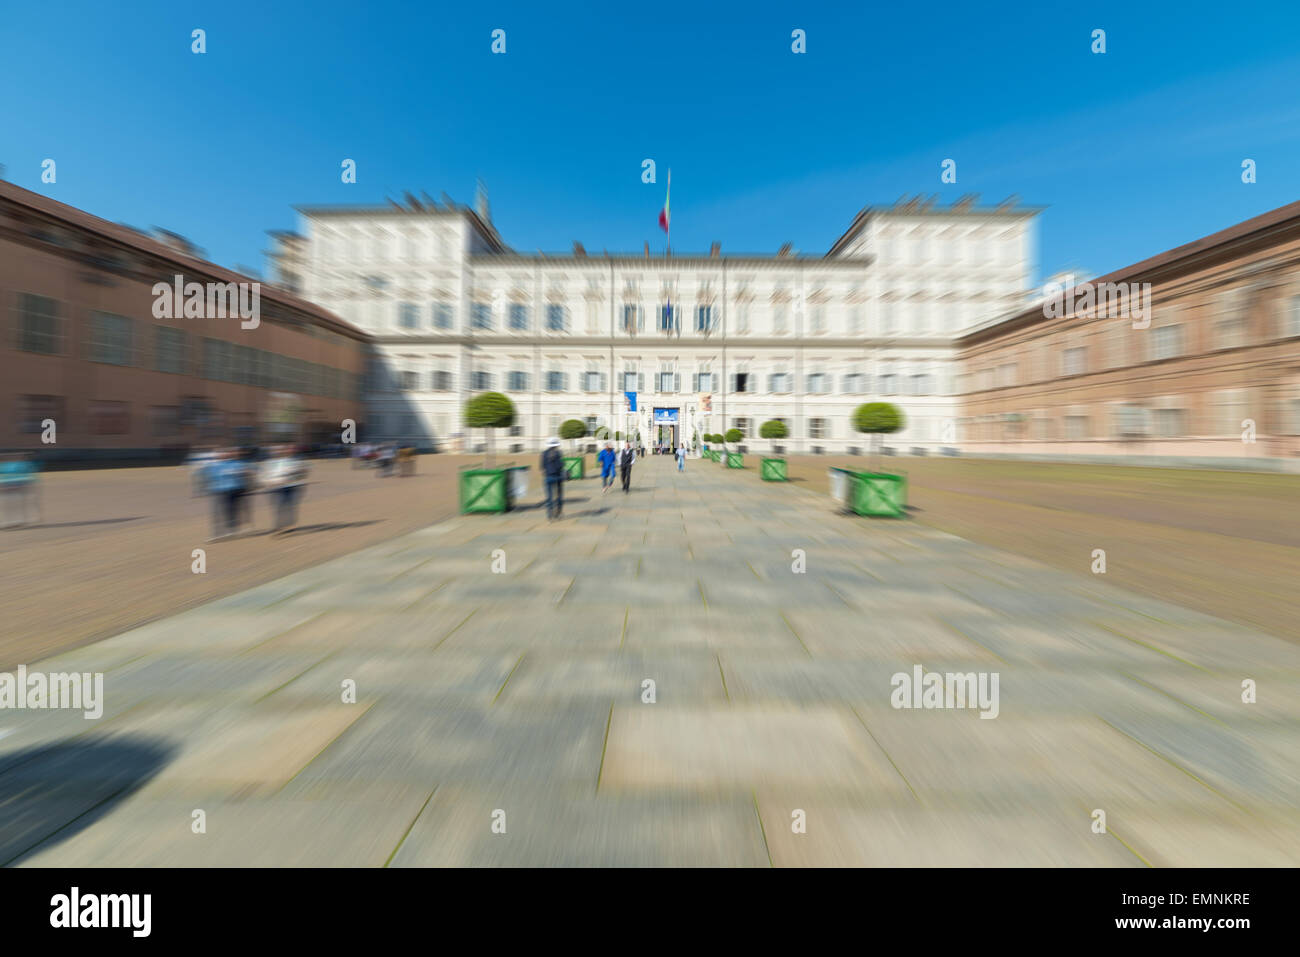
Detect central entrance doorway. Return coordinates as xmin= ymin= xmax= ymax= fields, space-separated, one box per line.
xmin=652 ymin=407 xmax=679 ymax=454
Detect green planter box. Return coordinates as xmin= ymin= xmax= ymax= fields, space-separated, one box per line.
xmin=829 ymin=467 xmax=906 ymax=517
xmin=562 ymin=455 xmax=585 ymax=480
xmin=459 ymin=465 xmax=530 ymax=514
xmin=760 ymin=458 xmax=787 ymax=481
xmin=726 ymin=452 xmax=744 ymax=469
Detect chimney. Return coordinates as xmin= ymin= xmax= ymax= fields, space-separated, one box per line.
xmin=777 ymin=242 xmax=793 ymax=258
xmin=710 ymin=242 xmax=720 ymax=258
xmin=644 ymin=241 xmax=650 ymax=259
xmin=573 ymin=241 xmax=586 ymax=257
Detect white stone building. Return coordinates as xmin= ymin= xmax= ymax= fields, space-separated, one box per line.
xmin=267 ymin=192 xmax=1038 ymax=455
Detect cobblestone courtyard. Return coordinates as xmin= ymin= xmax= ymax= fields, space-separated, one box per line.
xmin=2 ymin=455 xmax=1297 ymax=866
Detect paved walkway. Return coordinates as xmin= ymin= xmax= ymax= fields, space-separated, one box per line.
xmin=3 ymin=456 xmax=1297 ymax=866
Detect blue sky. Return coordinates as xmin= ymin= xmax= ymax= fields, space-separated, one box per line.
xmin=4 ymin=0 xmax=1300 ymax=283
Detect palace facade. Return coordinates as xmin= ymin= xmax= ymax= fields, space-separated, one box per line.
xmin=268 ymin=192 xmax=1039 ymax=454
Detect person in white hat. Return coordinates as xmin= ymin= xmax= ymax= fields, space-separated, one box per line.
xmin=540 ymin=437 xmax=565 ymax=520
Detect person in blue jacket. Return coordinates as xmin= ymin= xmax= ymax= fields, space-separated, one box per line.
xmin=203 ymin=449 xmax=247 ymax=540
xmin=597 ymin=441 xmax=617 ymax=493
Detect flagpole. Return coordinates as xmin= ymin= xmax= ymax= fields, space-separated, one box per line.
xmin=666 ymin=168 xmax=671 ymax=256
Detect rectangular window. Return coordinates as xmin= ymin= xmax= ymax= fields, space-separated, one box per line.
xmin=809 ymin=418 xmax=828 ymax=439
xmin=433 ymin=303 xmax=453 ymax=329
xmin=88 ymin=400 xmax=130 ymax=435
xmin=658 ymin=371 xmax=678 ymax=392
xmin=1155 ymin=407 xmax=1187 ymax=438
xmin=910 ymin=373 xmax=932 ymax=395
xmin=546 ymin=371 xmax=565 ymax=392
xmin=471 ymin=302 xmax=492 ymax=330
xmin=154 ymin=326 xmax=187 ymax=374
xmin=507 ymin=371 xmax=528 ymax=391
xmin=697 ymin=372 xmax=714 ymax=392
xmin=806 ymin=372 xmax=827 ymax=393
xmin=18 ymin=395 xmax=63 ymax=433
xmin=89 ymin=312 xmax=133 ymax=366
xmin=401 ymin=371 xmax=419 ymax=391
xmin=1216 ymin=313 xmax=1248 ymax=349
xmin=547 ymin=304 xmax=566 ymax=332
xmin=432 ymin=370 xmax=453 ymax=391
xmin=1283 ymin=295 xmax=1300 ymax=338
xmin=509 ymin=303 xmax=529 ymax=331
xmin=470 ymin=371 xmax=493 ymax=391
xmin=696 ymin=305 xmax=713 ymax=332
xmin=623 ymin=304 xmax=640 ymax=334
xmin=150 ymin=405 xmax=181 ymax=437
xmin=1064 ymin=415 xmax=1089 ymax=440
xmin=399 ymin=303 xmax=418 ymax=329
xmin=1062 ymin=347 xmax=1087 ymax=376
xmin=16 ymin=294 xmax=62 ymax=355
xmin=879 ymin=372 xmax=897 ymax=395
xmin=659 ymin=304 xmax=676 ymax=332
xmin=1152 ymin=325 xmax=1183 ymax=361
xmin=584 ymin=371 xmax=603 ymax=392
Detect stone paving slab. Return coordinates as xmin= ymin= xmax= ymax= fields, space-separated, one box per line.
xmin=3 ymin=455 xmax=1299 ymax=866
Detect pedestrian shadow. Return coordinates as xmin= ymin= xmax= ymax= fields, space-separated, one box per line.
xmin=7 ymin=517 xmax=145 ymax=530
xmin=277 ymin=520 xmax=385 ymax=536
xmin=564 ymin=507 xmax=612 ymax=519
xmin=0 ymin=737 xmax=175 ymax=865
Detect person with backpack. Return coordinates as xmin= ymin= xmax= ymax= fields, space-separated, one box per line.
xmin=540 ymin=437 xmax=565 ymax=520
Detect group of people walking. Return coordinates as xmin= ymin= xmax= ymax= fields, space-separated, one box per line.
xmin=351 ymin=442 xmax=414 ymax=477
xmin=539 ymin=437 xmax=694 ymax=520
xmin=195 ymin=445 xmax=309 ymax=541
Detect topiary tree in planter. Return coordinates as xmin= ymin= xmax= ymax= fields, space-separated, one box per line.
xmin=723 ymin=428 xmax=744 ymax=468
xmin=464 ymin=391 xmax=516 ymax=466
xmin=853 ymin=401 xmax=904 ymax=472
xmin=759 ymin=419 xmax=788 ymax=454
xmin=559 ymin=418 xmax=587 ymax=454
xmin=759 ymin=420 xmax=789 ymax=480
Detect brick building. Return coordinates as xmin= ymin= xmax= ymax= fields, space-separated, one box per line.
xmin=1 ymin=181 xmax=370 ymax=462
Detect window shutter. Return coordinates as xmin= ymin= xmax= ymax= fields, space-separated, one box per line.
xmin=600 ymin=372 xmax=607 ymax=392
xmin=638 ymin=373 xmax=645 ymax=392
xmin=692 ymin=373 xmax=699 ymax=392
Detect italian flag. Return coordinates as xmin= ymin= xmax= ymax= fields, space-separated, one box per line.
xmin=658 ymin=169 xmax=671 ymax=233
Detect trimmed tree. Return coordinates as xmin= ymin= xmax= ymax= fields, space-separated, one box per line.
xmin=853 ymin=401 xmax=905 ymax=471
xmin=464 ymin=392 xmax=516 ymax=467
xmin=759 ymin=419 xmax=788 ymax=454
xmin=559 ymin=419 xmax=587 ymax=454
